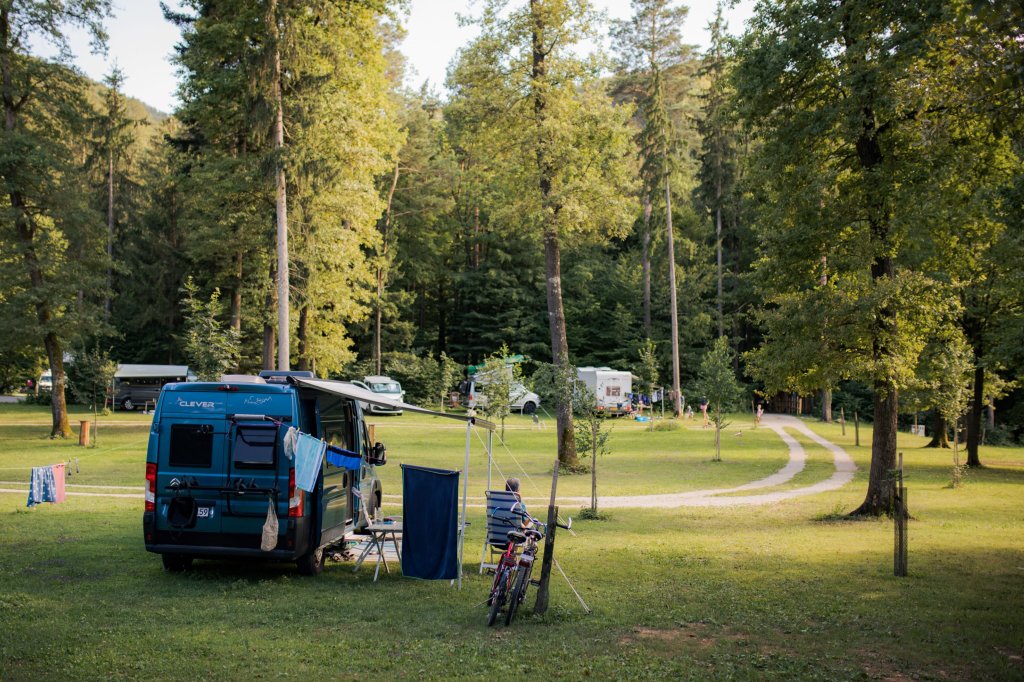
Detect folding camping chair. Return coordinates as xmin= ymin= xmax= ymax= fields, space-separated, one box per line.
xmin=352 ymin=487 xmax=402 ymax=581
xmin=479 ymin=489 xmax=521 ymax=573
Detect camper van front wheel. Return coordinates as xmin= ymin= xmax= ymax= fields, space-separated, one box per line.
xmin=161 ymin=554 xmax=193 ymax=572
xmin=297 ymin=546 xmax=325 ymax=576
xmin=121 ymin=398 xmax=135 ymax=411
xmin=522 ymin=401 xmax=537 ymax=415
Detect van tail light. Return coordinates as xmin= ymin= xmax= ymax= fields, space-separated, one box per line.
xmin=145 ymin=462 xmax=157 ymax=512
xmin=288 ymin=467 xmax=304 ymax=517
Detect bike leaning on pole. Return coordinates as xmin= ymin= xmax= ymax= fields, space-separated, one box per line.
xmin=486 ymin=503 xmax=570 ymax=627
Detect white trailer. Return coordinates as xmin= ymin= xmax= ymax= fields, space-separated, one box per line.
xmin=576 ymin=367 xmax=633 ymax=415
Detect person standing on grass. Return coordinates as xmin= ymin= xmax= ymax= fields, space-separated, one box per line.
xmin=700 ymin=398 xmax=710 ymax=429
xmin=756 ymin=403 xmax=764 ymax=427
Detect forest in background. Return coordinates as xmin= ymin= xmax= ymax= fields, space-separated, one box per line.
xmin=2 ymin=1 xmax=1022 ymax=514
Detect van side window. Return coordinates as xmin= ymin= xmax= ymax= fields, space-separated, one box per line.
xmin=169 ymin=424 xmax=214 ymax=468
xmin=233 ymin=425 xmax=277 ymax=468
xmin=319 ymin=395 xmax=352 ymax=451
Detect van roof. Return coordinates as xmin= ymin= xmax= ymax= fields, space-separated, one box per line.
xmin=162 ymin=381 xmax=294 ymax=395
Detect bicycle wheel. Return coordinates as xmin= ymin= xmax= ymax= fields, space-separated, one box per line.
xmin=504 ymin=563 xmax=531 ymax=626
xmin=487 ymin=567 xmax=510 ymax=627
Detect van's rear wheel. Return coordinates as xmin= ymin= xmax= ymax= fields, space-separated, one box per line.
xmin=522 ymin=401 xmax=537 ymax=415
xmin=121 ymin=398 xmax=135 ymax=411
xmin=297 ymin=546 xmax=324 ymax=576
xmin=161 ymin=554 xmax=193 ymax=572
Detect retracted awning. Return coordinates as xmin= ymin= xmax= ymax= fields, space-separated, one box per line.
xmin=293 ymin=378 xmax=496 ymax=432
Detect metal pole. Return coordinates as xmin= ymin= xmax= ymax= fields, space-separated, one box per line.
xmin=487 ymin=430 xmax=493 ymax=491
xmin=458 ymin=420 xmax=471 ymax=589
xmin=854 ymin=411 xmax=860 ymax=447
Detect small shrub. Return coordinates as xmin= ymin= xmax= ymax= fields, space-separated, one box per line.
xmin=813 ymin=503 xmax=855 ymax=522
xmin=558 ymin=462 xmax=589 ymax=475
xmin=650 ymin=420 xmax=679 ymax=432
xmin=983 ymin=425 xmax=1014 ymax=446
xmin=577 ymin=507 xmax=611 ymax=521
xmin=24 ymin=391 xmax=52 ymax=406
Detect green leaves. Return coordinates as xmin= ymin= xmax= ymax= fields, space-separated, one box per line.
xmin=179 ymin=277 xmax=240 ymax=381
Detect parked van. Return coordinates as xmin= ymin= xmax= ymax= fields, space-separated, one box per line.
xmin=143 ymin=371 xmax=387 ymax=575
xmin=38 ymin=370 xmax=52 ymax=391
xmin=461 ymin=379 xmax=540 ymax=415
xmin=577 ymin=367 xmax=633 ymax=415
xmin=351 ymin=375 xmax=404 ymax=415
xmin=115 ymin=364 xmax=196 ymax=411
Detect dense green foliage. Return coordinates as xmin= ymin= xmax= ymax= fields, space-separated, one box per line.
xmin=1 ymin=1 xmax=1022 ymax=508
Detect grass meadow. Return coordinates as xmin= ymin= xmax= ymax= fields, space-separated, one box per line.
xmin=1 ymin=404 xmax=1022 ymax=680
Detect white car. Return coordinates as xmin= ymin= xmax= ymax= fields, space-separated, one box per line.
xmin=352 ymin=375 xmax=404 ymax=415
xmin=38 ymin=370 xmax=52 ymax=391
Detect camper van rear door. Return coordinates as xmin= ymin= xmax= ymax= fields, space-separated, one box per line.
xmin=223 ymin=423 xmax=280 ymax=534
xmin=160 ymin=421 xmax=224 ymax=536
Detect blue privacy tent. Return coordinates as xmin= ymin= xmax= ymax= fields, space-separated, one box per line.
xmin=400 ymin=465 xmax=461 ymax=580
xmin=294 ymin=378 xmax=495 ymax=587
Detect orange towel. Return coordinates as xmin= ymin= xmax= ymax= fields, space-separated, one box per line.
xmin=52 ymin=463 xmax=66 ymax=503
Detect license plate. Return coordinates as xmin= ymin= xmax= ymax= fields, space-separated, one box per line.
xmin=196 ymin=506 xmax=214 ymax=519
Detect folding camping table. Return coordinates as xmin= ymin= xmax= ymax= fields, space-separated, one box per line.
xmin=352 ymin=520 xmax=402 ymax=581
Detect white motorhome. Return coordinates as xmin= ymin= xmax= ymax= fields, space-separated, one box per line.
xmin=577 ymin=367 xmax=633 ymax=415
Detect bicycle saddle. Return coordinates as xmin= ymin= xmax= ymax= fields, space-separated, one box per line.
xmin=506 ymin=530 xmax=527 ymax=544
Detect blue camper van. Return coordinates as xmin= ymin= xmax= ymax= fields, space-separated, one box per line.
xmin=143 ymin=372 xmax=387 ymax=575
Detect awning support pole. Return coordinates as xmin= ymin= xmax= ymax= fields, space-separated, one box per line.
xmin=487 ymin=430 xmax=493 ymax=490
xmin=458 ymin=420 xmax=472 ymax=589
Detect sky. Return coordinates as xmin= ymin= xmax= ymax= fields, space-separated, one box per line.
xmin=61 ymin=1 xmax=755 ymax=115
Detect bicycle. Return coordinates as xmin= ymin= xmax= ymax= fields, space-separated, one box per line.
xmin=486 ymin=503 xmax=571 ymax=627
xmin=486 ymin=507 xmax=530 ymax=627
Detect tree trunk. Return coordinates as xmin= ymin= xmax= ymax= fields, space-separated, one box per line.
xmin=666 ymin=176 xmax=681 ymax=418
xmin=230 ymin=250 xmax=243 ymax=334
xmin=106 ymin=150 xmax=114 ymax=318
xmin=715 ymin=206 xmax=723 ymax=338
xmin=714 ymin=403 xmax=722 ymax=461
xmin=263 ymin=261 xmax=276 ymax=371
xmin=851 ymin=384 xmax=898 ymax=516
xmin=532 ymin=0 xmax=576 ymax=467
xmin=965 ymin=364 xmax=984 ymax=467
xmin=270 ymin=1 xmax=289 ymax=371
xmin=925 ymin=412 xmax=950 ymax=448
xmin=374 ymin=267 xmax=383 ymax=374
xmin=375 ymin=161 xmax=400 ymax=375
xmin=591 ymin=425 xmax=598 ymax=513
xmin=642 ymin=193 xmax=652 ymax=335
xmin=296 ymin=304 xmax=309 ymax=371
xmin=821 ymin=388 xmax=832 ymax=422
xmin=45 ymin=335 xmax=73 ymax=438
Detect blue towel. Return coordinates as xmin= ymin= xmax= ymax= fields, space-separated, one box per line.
xmin=325 ymin=445 xmax=361 ymax=472
xmin=294 ymin=433 xmax=326 ymax=493
xmin=26 ymin=466 xmax=57 ymax=508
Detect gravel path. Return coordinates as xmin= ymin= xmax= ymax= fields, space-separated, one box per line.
xmin=559 ymin=414 xmax=857 ymax=509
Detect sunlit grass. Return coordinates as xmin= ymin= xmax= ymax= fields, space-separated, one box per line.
xmin=1 ymin=405 xmax=1022 ymax=679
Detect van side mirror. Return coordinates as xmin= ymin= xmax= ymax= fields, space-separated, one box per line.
xmin=368 ymin=442 xmax=387 ymax=466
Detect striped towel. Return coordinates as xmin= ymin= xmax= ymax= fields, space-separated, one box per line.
xmin=26 ymin=466 xmax=58 ymax=508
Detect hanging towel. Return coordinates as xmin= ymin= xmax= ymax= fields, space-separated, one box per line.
xmin=294 ymin=432 xmax=326 ymax=493
xmin=260 ymin=498 xmax=279 ymax=551
xmin=51 ymin=463 xmax=66 ymax=503
xmin=325 ymin=445 xmax=361 ymax=472
xmin=26 ymin=466 xmax=58 ymax=508
xmin=282 ymin=426 xmax=299 ymax=460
